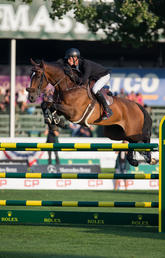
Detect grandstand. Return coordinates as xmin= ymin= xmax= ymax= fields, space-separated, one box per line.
xmin=0 ymin=104 xmax=164 ymax=138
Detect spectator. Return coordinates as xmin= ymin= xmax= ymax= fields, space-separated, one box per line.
xmin=128 ymin=91 xmax=136 ymax=102
xmin=26 ymin=105 xmax=36 ymax=115
xmin=144 ymin=104 xmax=151 ymax=115
xmin=17 ymin=88 xmax=28 ymax=112
xmin=0 ymin=89 xmax=5 ymax=112
xmin=4 ymin=89 xmax=10 ymax=112
xmin=114 ymin=141 xmax=130 ymax=190
xmin=44 ymin=125 xmax=60 ymax=165
xmin=118 ymin=88 xmax=127 ymax=98
xmin=103 ymin=85 xmax=112 ymax=96
xmin=136 ymin=92 xmax=144 ymax=106
xmin=74 ymin=125 xmax=94 ymax=137
xmin=69 ymin=123 xmax=81 ymax=136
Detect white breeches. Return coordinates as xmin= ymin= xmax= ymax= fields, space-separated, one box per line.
xmin=92 ymin=74 xmax=111 ymax=94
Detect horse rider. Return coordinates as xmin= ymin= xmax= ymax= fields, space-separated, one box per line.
xmin=56 ymin=48 xmax=113 ymax=120
xmin=42 ymin=48 xmax=113 ymax=125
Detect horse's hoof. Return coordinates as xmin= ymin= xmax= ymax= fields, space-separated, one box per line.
xmin=145 ymin=157 xmax=151 ymax=164
xmin=150 ymin=158 xmax=157 ymax=165
xmin=145 ymin=153 xmax=151 ymax=164
xmin=58 ymin=118 xmax=66 ymax=128
xmin=131 ymin=160 xmax=139 ymax=167
xmin=127 ymin=159 xmax=139 ymax=167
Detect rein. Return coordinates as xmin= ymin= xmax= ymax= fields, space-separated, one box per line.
xmin=52 ymin=73 xmax=86 ymax=93
xmin=53 ymin=76 xmax=65 ymax=88
xmin=62 ymin=85 xmax=87 ymax=92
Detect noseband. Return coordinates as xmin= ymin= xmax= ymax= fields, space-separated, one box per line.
xmin=27 ymin=69 xmax=48 ymax=97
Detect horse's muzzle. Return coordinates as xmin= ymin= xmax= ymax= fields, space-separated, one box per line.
xmin=26 ymin=88 xmax=38 ymax=103
xmin=28 ymin=94 xmax=36 ymax=103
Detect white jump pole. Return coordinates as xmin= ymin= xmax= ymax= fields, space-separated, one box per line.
xmin=10 ymin=39 xmax=16 ymax=138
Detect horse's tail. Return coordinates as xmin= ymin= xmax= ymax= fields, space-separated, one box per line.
xmin=136 ymin=103 xmax=152 ymax=142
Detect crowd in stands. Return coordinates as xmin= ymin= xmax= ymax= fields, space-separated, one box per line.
xmin=116 ymin=88 xmax=144 ymax=106
xmin=0 ymin=88 xmax=29 ymax=113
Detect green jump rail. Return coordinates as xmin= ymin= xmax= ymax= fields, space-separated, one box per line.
xmin=0 ymin=142 xmax=158 ymax=151
xmin=0 ymin=172 xmax=159 ymax=180
xmin=0 ymin=200 xmax=158 ymax=208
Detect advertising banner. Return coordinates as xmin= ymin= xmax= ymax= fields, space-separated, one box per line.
xmin=0 ymin=178 xmax=159 ymax=190
xmin=111 ymin=68 xmax=165 ymax=106
xmin=30 ymin=164 xmax=101 ymax=173
xmin=0 ymin=1 xmax=103 ymax=40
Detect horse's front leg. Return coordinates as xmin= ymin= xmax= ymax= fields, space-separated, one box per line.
xmin=49 ymin=102 xmax=77 ymax=128
xmin=53 ymin=103 xmax=76 ymax=121
xmin=41 ymin=101 xmax=55 ymax=125
xmin=41 ymin=101 xmax=64 ymax=127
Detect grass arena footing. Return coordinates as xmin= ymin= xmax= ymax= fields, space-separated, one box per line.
xmin=0 ymin=209 xmax=158 ymax=226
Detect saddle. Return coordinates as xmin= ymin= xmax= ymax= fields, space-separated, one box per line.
xmin=75 ymin=83 xmax=113 ymax=126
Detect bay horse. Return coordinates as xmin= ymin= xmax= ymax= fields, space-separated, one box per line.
xmin=26 ymin=59 xmax=156 ymax=167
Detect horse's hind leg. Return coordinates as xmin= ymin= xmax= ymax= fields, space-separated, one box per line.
xmin=140 ymin=139 xmax=157 ymax=165
xmin=127 ymin=150 xmax=138 ymax=167
xmin=141 ymin=150 xmax=151 ymax=164
xmin=137 ymin=135 xmax=151 ymax=164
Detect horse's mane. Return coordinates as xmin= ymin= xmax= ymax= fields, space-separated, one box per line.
xmin=45 ymin=61 xmax=65 ymax=72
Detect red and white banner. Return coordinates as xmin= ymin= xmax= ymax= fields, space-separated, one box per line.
xmin=0 ymin=179 xmax=159 ymax=190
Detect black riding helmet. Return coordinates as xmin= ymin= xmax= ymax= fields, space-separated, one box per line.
xmin=64 ymin=48 xmax=80 ymax=59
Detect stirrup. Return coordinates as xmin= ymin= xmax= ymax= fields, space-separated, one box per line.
xmin=102 ymin=109 xmax=113 ymax=120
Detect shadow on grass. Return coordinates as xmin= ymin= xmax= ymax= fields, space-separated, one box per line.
xmin=0 ymin=252 xmax=99 ymax=258
xmin=72 ymin=224 xmax=165 ymax=240
xmin=27 ymin=223 xmax=165 ymax=240
xmin=1 ymin=223 xmax=163 ymax=240
xmin=92 ymin=190 xmax=158 ymax=196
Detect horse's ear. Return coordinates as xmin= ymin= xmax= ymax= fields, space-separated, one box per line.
xmin=30 ymin=58 xmax=37 ymax=66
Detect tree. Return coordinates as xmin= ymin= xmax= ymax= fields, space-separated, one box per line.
xmin=9 ymin=0 xmax=165 ymax=48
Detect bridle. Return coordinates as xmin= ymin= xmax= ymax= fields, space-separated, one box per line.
xmin=29 ymin=68 xmax=67 ymax=96
xmin=27 ymin=69 xmax=49 ymax=97
xmin=36 ymin=71 xmax=48 ymax=96
xmin=28 ymin=64 xmax=84 ymax=98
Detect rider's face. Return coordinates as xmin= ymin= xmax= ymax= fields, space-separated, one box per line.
xmin=68 ymin=56 xmax=79 ymax=66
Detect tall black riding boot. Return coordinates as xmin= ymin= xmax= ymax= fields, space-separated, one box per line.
xmin=95 ymin=90 xmax=113 ymax=120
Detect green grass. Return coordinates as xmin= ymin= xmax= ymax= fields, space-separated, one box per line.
xmin=0 ymin=190 xmax=164 ymax=258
